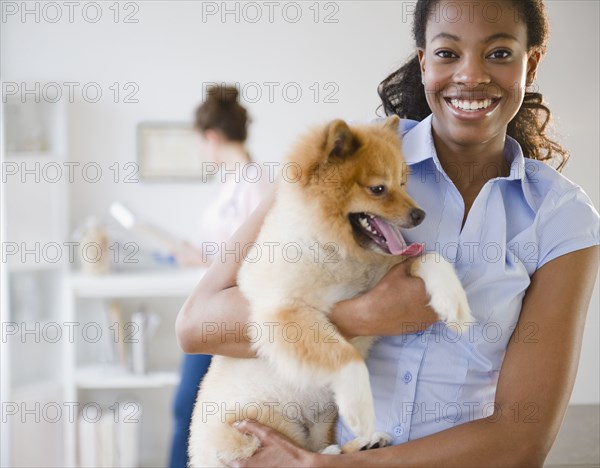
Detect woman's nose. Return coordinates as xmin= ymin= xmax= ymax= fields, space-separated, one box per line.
xmin=454 ymin=55 xmax=491 ymax=86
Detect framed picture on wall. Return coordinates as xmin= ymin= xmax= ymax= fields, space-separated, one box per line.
xmin=137 ymin=123 xmax=205 ymax=180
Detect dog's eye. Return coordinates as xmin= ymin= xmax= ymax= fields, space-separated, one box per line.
xmin=369 ymin=185 xmax=386 ymax=195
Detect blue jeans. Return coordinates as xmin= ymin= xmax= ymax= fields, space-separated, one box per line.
xmin=169 ymin=353 xmax=213 ymax=468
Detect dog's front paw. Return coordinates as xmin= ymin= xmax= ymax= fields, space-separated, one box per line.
xmin=332 ymin=362 xmax=375 ymax=438
xmin=361 ymin=432 xmax=392 ymax=450
xmin=430 ymin=279 xmax=472 ymax=334
xmin=320 ymin=444 xmax=342 ymax=455
xmin=411 ymin=253 xmax=473 ymax=333
xmin=341 ymin=432 xmax=391 ymax=453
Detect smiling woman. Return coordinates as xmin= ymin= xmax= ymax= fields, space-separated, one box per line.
xmin=379 ymin=0 xmax=569 ymax=231
xmin=380 ymin=0 xmax=567 ymax=170
xmin=175 ymin=1 xmax=599 ymax=467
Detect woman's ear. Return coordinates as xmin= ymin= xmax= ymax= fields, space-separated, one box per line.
xmin=417 ymin=48 xmax=426 ymax=84
xmin=526 ymin=50 xmax=542 ymax=86
xmin=203 ymin=129 xmax=224 ymax=146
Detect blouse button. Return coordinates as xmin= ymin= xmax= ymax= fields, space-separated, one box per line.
xmin=393 ymin=425 xmax=404 ymax=437
xmin=402 ymin=371 xmax=413 ymax=384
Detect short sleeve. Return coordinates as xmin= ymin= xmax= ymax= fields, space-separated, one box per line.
xmin=536 ymin=187 xmax=600 ymax=269
xmin=236 ymin=167 xmax=273 ymax=221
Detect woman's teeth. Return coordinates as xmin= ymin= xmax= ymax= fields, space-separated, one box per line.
xmin=449 ymin=98 xmax=494 ymax=111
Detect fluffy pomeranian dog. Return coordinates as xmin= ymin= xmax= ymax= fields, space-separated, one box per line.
xmin=188 ymin=116 xmax=472 ymax=466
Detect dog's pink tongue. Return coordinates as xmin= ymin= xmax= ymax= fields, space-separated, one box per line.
xmin=371 ymin=216 xmax=424 ymax=256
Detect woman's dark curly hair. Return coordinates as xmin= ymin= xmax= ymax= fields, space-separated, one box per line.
xmin=378 ymin=0 xmax=569 ymax=171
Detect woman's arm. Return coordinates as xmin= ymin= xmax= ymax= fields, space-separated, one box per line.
xmin=230 ymin=246 xmax=599 ymax=467
xmin=175 ymin=187 xmax=276 ymax=358
xmin=173 ymin=241 xmax=213 ymax=267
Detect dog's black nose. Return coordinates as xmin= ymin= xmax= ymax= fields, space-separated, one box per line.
xmin=410 ymin=208 xmax=425 ymax=226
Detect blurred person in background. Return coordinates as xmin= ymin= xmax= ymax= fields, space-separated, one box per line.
xmin=169 ymin=85 xmax=269 ymax=467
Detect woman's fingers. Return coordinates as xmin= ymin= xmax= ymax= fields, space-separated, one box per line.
xmin=223 ymin=420 xmax=317 ymax=468
xmin=233 ymin=419 xmax=272 ymax=444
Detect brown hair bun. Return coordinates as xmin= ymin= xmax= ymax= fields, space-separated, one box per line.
xmin=205 ymin=85 xmax=239 ymax=106
xmin=195 ymin=84 xmax=249 ymax=142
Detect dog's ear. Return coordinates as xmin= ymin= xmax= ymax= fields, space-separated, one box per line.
xmin=381 ymin=115 xmax=400 ymax=133
xmin=324 ymin=119 xmax=360 ymax=159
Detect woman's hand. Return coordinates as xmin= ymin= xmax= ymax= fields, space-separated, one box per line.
xmin=225 ymin=420 xmax=322 ymax=468
xmin=173 ymin=241 xmax=211 ymax=267
xmin=330 ymin=257 xmax=438 ymax=338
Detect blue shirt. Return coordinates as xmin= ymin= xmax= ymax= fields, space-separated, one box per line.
xmin=337 ymin=114 xmax=600 ymax=445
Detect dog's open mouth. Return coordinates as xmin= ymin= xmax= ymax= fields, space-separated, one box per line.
xmin=349 ymin=213 xmax=424 ymax=256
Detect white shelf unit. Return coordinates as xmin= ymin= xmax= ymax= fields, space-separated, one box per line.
xmin=2 ymin=93 xmax=70 ymax=468
xmin=75 ymin=366 xmax=180 ymax=390
xmin=70 ymin=269 xmax=205 ymax=298
xmin=1 ymin=90 xmax=208 ymax=467
xmin=63 ymin=269 xmax=206 ymax=467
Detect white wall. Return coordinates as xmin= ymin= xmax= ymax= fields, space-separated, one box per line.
xmin=2 ymin=1 xmax=598 ymax=403
xmin=536 ymin=1 xmax=600 ymax=404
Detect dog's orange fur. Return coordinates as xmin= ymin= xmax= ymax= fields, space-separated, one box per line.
xmin=277 ymin=307 xmax=363 ymax=371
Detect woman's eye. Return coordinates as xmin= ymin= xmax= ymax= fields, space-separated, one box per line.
xmin=488 ymin=49 xmax=511 ymax=59
xmin=369 ymin=185 xmax=386 ymax=195
xmin=436 ymin=50 xmax=457 ymax=59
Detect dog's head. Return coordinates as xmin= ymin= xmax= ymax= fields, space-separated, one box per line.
xmin=287 ymin=116 xmax=424 ymax=258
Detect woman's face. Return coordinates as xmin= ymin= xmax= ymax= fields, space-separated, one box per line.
xmin=195 ymin=129 xmax=220 ymax=164
xmin=418 ymin=0 xmax=539 ymax=149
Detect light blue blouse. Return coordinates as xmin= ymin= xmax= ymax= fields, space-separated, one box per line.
xmin=337 ymin=114 xmax=600 ymax=445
